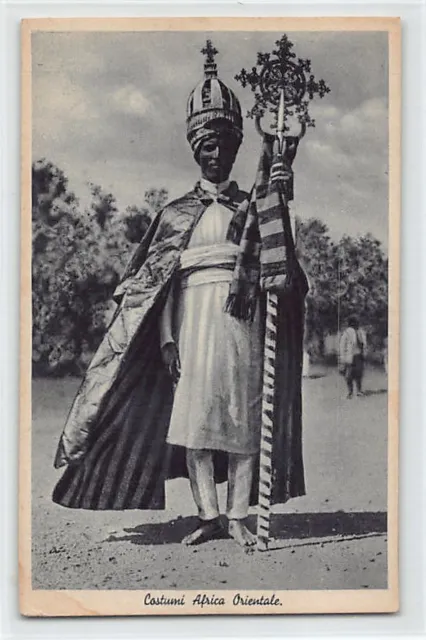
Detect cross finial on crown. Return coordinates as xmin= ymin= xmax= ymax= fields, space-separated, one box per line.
xmin=201 ymin=39 xmax=219 ymax=78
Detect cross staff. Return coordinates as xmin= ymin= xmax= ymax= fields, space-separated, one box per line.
xmin=235 ymin=35 xmax=330 ymax=551
xmin=256 ymin=87 xmax=287 ymax=552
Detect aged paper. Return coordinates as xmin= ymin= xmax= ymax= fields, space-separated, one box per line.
xmin=20 ymin=16 xmax=400 ymax=616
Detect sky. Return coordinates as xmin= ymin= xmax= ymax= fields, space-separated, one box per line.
xmin=32 ymin=30 xmax=389 ymax=247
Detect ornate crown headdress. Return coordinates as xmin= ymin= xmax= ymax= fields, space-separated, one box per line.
xmin=186 ymin=40 xmax=243 ymax=145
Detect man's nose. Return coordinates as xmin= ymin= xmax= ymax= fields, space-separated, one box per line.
xmin=211 ymin=146 xmax=220 ymax=158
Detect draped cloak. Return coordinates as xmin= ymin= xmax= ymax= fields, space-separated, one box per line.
xmin=52 ymin=182 xmax=307 ymax=511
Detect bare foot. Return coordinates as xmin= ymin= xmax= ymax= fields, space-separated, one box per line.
xmin=181 ymin=518 xmax=223 ymax=546
xmin=228 ymin=519 xmax=256 ymax=547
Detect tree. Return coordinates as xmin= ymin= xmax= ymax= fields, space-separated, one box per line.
xmin=123 ymin=188 xmax=168 ymax=244
xmin=296 ymin=220 xmax=388 ymax=359
xmin=32 ymin=160 xmax=169 ymax=375
xmin=33 ymin=179 xmax=131 ymax=374
xmin=333 ymin=233 xmax=388 ymax=348
xmin=296 ymin=217 xmax=336 ymax=355
xmin=88 ymin=183 xmax=118 ymax=230
xmin=32 ymin=159 xmax=78 ymax=225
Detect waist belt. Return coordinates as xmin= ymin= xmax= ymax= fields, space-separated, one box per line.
xmin=179 ymin=263 xmax=235 ymax=289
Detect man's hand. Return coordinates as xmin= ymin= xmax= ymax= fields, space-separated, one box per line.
xmin=271 ymin=154 xmax=293 ymax=188
xmin=161 ymin=341 xmax=181 ymax=384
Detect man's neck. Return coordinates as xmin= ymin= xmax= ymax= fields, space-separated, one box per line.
xmin=200 ymin=176 xmax=230 ymax=196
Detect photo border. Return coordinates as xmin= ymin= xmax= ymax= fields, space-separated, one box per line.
xmin=3 ymin=0 xmax=426 ymax=635
xmin=19 ymin=15 xmax=401 ymax=618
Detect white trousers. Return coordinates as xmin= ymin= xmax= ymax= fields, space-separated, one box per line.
xmin=186 ymin=449 xmax=255 ymax=521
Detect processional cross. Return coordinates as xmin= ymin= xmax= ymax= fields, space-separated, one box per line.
xmin=235 ymin=35 xmax=330 ymax=551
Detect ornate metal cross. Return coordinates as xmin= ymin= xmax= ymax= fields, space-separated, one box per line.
xmin=235 ymin=34 xmax=330 ymax=141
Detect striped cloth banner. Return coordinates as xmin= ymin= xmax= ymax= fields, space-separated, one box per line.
xmin=225 ymin=136 xmax=297 ymax=322
xmin=257 ymin=148 xmax=295 ymax=290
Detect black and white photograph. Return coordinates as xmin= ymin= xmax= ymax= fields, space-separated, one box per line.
xmin=20 ymin=17 xmax=400 ymax=616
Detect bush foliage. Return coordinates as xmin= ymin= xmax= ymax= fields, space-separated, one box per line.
xmin=32 ymin=159 xmax=166 ymax=375
xmin=32 ymin=160 xmax=388 ymax=375
xmin=296 ymin=218 xmax=388 ymax=359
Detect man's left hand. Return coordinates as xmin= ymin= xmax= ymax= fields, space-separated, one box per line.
xmin=271 ymin=158 xmax=293 ymax=187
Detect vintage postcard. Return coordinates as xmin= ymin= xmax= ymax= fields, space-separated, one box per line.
xmin=20 ymin=16 xmax=400 ymax=616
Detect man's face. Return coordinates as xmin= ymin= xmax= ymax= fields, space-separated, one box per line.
xmin=196 ymin=122 xmax=240 ymax=184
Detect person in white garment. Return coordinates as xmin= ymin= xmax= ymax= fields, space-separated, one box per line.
xmin=339 ymin=316 xmax=368 ymax=398
xmin=158 ymin=48 xmax=268 ymax=547
xmin=52 ymin=41 xmax=305 ymax=541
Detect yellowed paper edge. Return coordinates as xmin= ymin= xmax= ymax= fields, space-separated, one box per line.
xmin=20 ymin=15 xmax=401 ymax=617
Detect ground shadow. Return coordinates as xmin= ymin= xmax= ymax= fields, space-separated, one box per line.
xmin=303 ymin=373 xmax=327 ymax=380
xmin=362 ymin=389 xmax=387 ymax=397
xmin=106 ymin=511 xmax=387 ymax=546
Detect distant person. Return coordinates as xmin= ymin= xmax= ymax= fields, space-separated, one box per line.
xmin=339 ymin=316 xmax=367 ymax=398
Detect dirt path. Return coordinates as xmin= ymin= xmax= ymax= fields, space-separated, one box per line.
xmin=31 ymin=367 xmax=388 ymax=590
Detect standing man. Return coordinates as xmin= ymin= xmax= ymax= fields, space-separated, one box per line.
xmin=158 ymin=45 xmax=262 ymax=546
xmin=53 ymin=41 xmax=307 ymax=548
xmin=339 ymin=316 xmax=368 ymax=398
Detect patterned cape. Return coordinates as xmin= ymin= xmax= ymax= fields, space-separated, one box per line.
xmin=52 ymin=180 xmax=307 ymax=510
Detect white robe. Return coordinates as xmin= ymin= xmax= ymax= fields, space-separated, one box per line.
xmin=339 ymin=327 xmax=367 ymax=365
xmin=160 ymin=178 xmax=263 ymax=455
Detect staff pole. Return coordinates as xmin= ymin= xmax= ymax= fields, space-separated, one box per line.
xmin=256 ymin=88 xmax=286 ymax=551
